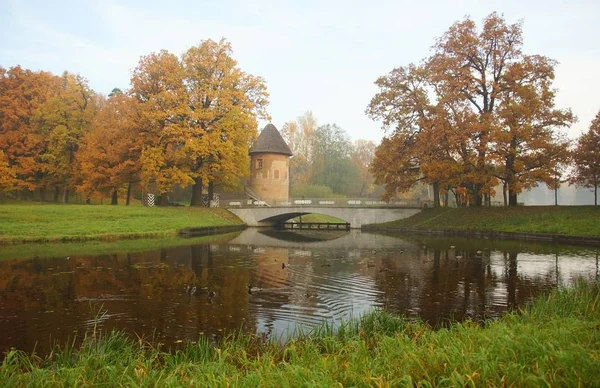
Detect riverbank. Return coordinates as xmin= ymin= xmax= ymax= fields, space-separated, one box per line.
xmin=364 ymin=206 xmax=600 ymax=244
xmin=0 ymin=203 xmax=244 ymax=244
xmin=2 ymin=282 xmax=598 ymax=386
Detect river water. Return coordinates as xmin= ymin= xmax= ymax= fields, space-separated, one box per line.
xmin=0 ymin=228 xmax=598 ymax=355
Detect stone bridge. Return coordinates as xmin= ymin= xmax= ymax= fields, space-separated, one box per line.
xmin=225 ymin=198 xmax=421 ymax=229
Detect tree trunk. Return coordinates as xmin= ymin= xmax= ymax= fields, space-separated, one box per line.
xmin=433 ymin=181 xmax=440 ymax=208
xmin=208 ymin=180 xmax=214 ymax=206
xmin=111 ymin=190 xmax=118 ymax=205
xmin=359 ymin=183 xmax=366 ymax=198
xmin=53 ymin=186 xmax=60 ymax=202
xmin=159 ymin=192 xmax=169 ymax=206
xmin=595 ymin=184 xmax=598 ymax=206
xmin=472 ymin=184 xmax=483 ymax=207
xmin=503 ymin=182 xmax=507 ymax=206
xmin=508 ymin=189 xmax=518 ymax=206
xmin=126 ymin=182 xmax=132 ymax=206
xmin=62 ymin=185 xmax=69 ymax=204
xmin=190 ymin=177 xmax=203 ymax=206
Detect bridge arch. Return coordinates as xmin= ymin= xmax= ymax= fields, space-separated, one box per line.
xmin=257 ymin=210 xmax=349 ymax=225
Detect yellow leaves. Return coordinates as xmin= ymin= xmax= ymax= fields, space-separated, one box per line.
xmin=129 ymin=39 xmax=267 ymax=196
xmin=367 ymin=12 xmax=575 ymax=205
xmin=0 ymin=150 xmax=17 ymax=191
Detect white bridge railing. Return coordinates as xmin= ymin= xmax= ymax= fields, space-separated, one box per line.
xmin=224 ymin=198 xmax=426 ymax=208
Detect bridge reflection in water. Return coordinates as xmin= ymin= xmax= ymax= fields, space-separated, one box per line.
xmin=0 ymin=228 xmax=597 ymax=356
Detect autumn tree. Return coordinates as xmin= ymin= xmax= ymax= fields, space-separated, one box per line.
xmin=130 ymin=50 xmax=190 ymax=206
xmin=0 ymin=66 xmax=59 ymax=199
xmin=570 ymin=110 xmax=600 ymax=205
xmin=182 ymin=38 xmax=269 ymax=206
xmin=492 ymin=56 xmax=574 ymax=205
xmin=0 ymin=150 xmax=17 ymax=194
xmin=371 ymin=133 xmax=422 ymax=201
xmin=368 ymin=13 xmax=574 ymax=206
xmin=34 ymin=72 xmax=97 ymax=203
xmin=367 ymin=64 xmax=451 ymax=206
xmin=76 ymin=92 xmax=142 ymax=205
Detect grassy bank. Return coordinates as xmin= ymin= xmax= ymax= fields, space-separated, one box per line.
xmin=0 ymin=203 xmax=243 ymax=244
xmin=368 ymin=206 xmax=600 ymax=236
xmin=292 ymin=213 xmax=345 ymax=223
xmin=0 ymin=232 xmax=243 ymax=261
xmin=2 ymin=282 xmax=599 ymax=386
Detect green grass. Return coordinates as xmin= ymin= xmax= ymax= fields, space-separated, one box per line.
xmin=291 ymin=213 xmax=345 ymax=223
xmin=368 ymin=206 xmax=600 ymax=236
xmin=0 ymin=203 xmax=243 ymax=244
xmin=2 ymin=281 xmax=599 ymax=386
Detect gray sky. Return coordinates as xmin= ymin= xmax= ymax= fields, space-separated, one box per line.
xmin=1 ymin=0 xmax=598 ymax=142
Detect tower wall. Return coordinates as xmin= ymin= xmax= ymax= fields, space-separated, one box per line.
xmin=248 ymin=152 xmax=290 ymax=201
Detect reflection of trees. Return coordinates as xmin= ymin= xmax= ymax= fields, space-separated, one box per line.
xmin=1 ymin=235 xmax=597 ymax=356
xmin=0 ymin=243 xmax=261 ymax=355
xmin=373 ymin=245 xmax=571 ymax=327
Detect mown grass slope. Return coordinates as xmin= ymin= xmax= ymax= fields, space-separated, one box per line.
xmin=368 ymin=206 xmax=600 ymax=236
xmin=0 ymin=203 xmax=243 ymax=244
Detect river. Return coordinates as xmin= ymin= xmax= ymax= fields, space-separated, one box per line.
xmin=0 ymin=228 xmax=598 ymax=355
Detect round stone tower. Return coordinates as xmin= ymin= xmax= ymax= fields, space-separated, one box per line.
xmin=247 ymin=123 xmax=293 ymax=201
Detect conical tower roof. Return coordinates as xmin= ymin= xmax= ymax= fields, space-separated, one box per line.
xmin=249 ymin=123 xmax=292 ymax=156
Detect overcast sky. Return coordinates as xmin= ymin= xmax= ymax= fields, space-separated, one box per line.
xmin=1 ymin=0 xmax=598 ymax=143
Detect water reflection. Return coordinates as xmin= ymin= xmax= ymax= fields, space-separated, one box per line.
xmin=0 ymin=229 xmax=598 ymax=356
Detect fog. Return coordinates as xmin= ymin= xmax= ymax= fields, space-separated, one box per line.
xmin=519 ymin=185 xmax=599 ymax=206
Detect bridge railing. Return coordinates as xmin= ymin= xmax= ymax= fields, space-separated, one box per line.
xmin=223 ymin=197 xmax=426 ymax=208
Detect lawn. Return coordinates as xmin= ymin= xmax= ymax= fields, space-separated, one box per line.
xmin=368 ymin=206 xmax=600 ymax=236
xmin=0 ymin=203 xmax=243 ymax=244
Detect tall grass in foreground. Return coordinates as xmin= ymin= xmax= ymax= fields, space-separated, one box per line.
xmin=2 ymin=281 xmax=599 ymax=386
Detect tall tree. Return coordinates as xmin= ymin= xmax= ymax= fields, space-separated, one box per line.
xmin=570 ymin=110 xmax=600 ymax=205
xmin=182 ymin=38 xmax=268 ymax=206
xmin=0 ymin=66 xmax=58 ymax=199
xmin=130 ymin=50 xmax=190 ymax=206
xmin=280 ymin=111 xmax=318 ymax=188
xmin=34 ymin=72 xmax=97 ymax=202
xmin=0 ymin=150 xmax=17 ymax=194
xmin=368 ymin=13 xmax=574 ymax=206
xmin=367 ymin=64 xmax=450 ymax=206
xmin=427 ymin=13 xmax=525 ymax=205
xmin=493 ymin=56 xmax=574 ymax=205
xmin=311 ymin=124 xmax=357 ymax=194
xmin=349 ymin=139 xmax=377 ymax=197
xmin=76 ymin=92 xmax=142 ymax=205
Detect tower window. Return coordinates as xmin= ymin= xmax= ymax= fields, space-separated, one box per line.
xmin=274 ymin=169 xmax=280 ymax=180
xmin=256 ymin=159 xmax=263 ymax=169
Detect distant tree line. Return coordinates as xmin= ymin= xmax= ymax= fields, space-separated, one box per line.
xmin=0 ymin=39 xmax=268 ymax=205
xmin=280 ymin=111 xmax=380 ymax=198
